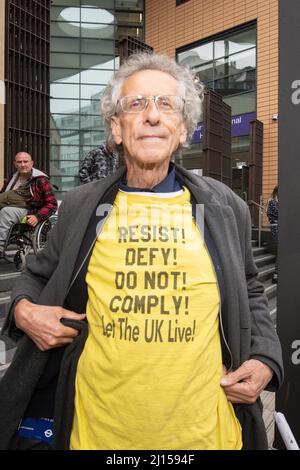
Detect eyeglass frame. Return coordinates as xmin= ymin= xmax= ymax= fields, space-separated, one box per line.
xmin=116 ymin=95 xmax=186 ymax=114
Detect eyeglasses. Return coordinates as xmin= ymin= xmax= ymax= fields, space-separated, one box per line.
xmin=118 ymin=95 xmax=185 ymax=114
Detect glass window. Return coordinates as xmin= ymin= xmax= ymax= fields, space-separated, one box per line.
xmin=50 ymin=0 xmax=144 ymax=191
xmin=51 ymin=22 xmax=81 ymax=38
xmin=51 ymin=6 xmax=80 ymax=22
xmin=214 ymin=73 xmax=255 ymax=96
xmin=80 ymin=7 xmax=115 ymax=24
xmin=177 ymin=25 xmax=256 ymax=102
xmin=81 ymin=38 xmax=115 ymax=55
xmin=81 ymin=0 xmax=115 ymax=8
xmin=177 ymin=147 xmax=204 ymax=170
xmin=214 ymin=48 xmax=255 ymax=79
xmin=80 ymin=24 xmax=115 ymax=39
xmin=232 ymin=135 xmax=250 ymax=155
xmin=51 ymin=53 xmax=80 ymax=68
xmin=51 ymin=37 xmax=80 ymax=53
xmin=83 ymin=57 xmax=116 ymax=69
xmin=52 ymin=0 xmax=81 ymax=7
xmin=116 ymin=0 xmax=144 ymax=10
xmin=80 ymin=130 xmax=105 ymax=146
xmin=57 ymin=125 xmax=79 ymax=140
xmin=80 ymin=53 xmax=115 ymax=69
xmin=223 ymin=91 xmax=256 ymax=115
xmin=51 ymin=83 xmax=80 ymax=99
xmin=51 ymin=175 xmax=80 ymax=192
xmin=195 ymin=61 xmax=214 ymax=83
xmin=51 ymin=68 xmax=81 ymax=83
xmin=177 ymin=43 xmax=213 ymax=67
xmin=204 ymin=81 xmax=214 ymax=91
xmin=52 ymin=4 xmax=115 ymax=21
xmin=80 ymin=100 xmax=102 ymax=115
xmin=115 ymin=11 xmax=143 ymax=25
xmin=51 ymin=114 xmax=81 ymax=130
xmin=117 ymin=26 xmax=143 ymax=40
xmin=80 ymin=114 xmax=105 ymax=130
xmin=80 ymin=84 xmax=105 ymax=100
xmin=51 ymin=98 xmax=81 ymax=114
xmin=214 ymin=28 xmax=256 ymax=59
xmin=50 ymin=145 xmax=80 ymax=160
xmin=51 ymin=129 xmax=80 ymax=146
xmin=50 ymin=160 xmax=80 ymax=177
xmin=51 ymin=99 xmax=102 ymax=115
xmin=80 ymin=68 xmax=114 ymax=84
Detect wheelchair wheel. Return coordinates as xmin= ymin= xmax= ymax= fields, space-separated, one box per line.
xmin=14 ymin=251 xmax=26 ymax=271
xmin=32 ymin=215 xmax=57 ymax=254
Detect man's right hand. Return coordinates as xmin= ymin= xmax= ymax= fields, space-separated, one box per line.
xmin=14 ymin=298 xmax=86 ymax=351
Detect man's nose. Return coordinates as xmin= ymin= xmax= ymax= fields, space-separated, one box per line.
xmin=143 ymin=99 xmax=160 ymax=123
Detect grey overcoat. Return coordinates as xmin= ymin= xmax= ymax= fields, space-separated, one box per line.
xmin=0 ymin=164 xmax=283 ymax=449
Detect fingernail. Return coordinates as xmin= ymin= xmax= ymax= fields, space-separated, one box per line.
xmin=220 ymin=378 xmax=228 ymax=386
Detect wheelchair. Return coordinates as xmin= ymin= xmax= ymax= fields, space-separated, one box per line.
xmin=2 ymin=213 xmax=58 ymax=271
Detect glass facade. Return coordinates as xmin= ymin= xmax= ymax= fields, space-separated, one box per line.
xmin=50 ymin=0 xmax=144 ymax=197
xmin=177 ymin=24 xmax=256 ymax=172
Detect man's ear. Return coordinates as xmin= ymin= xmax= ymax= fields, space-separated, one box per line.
xmin=179 ymin=123 xmax=188 ymax=146
xmin=111 ymin=116 xmax=122 ymax=145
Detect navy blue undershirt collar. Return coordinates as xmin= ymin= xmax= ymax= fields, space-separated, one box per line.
xmin=119 ymin=164 xmax=181 ymax=193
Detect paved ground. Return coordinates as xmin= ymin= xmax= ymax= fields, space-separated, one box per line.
xmin=262 ymin=391 xmax=276 ymax=448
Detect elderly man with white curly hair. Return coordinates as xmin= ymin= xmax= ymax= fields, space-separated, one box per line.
xmin=0 ymin=53 xmax=283 ymax=450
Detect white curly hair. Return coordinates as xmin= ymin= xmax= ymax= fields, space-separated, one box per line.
xmin=101 ymin=52 xmax=204 ymax=154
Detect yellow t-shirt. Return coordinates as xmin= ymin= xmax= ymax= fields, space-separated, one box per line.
xmin=70 ymin=187 xmax=242 ymax=450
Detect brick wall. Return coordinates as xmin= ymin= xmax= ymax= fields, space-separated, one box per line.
xmin=145 ymin=0 xmax=279 ymax=205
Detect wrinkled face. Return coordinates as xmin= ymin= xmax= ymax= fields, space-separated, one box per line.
xmin=14 ymin=152 xmax=34 ymax=175
xmin=111 ymin=70 xmax=187 ymax=167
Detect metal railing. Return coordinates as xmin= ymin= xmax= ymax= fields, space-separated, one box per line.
xmin=247 ymin=196 xmax=266 ymax=247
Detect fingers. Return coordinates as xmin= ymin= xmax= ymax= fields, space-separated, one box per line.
xmin=27 ymin=216 xmax=37 ymax=227
xmin=221 ymin=369 xmax=266 ymax=404
xmin=59 ymin=324 xmax=81 ymax=338
xmin=220 ymin=362 xmax=251 ymax=387
xmin=56 ymin=310 xmax=86 ymax=321
xmin=18 ymin=305 xmax=86 ymax=351
xmin=223 ymin=384 xmax=261 ymax=404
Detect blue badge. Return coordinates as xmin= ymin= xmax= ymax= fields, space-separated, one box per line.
xmin=17 ymin=417 xmax=54 ymax=444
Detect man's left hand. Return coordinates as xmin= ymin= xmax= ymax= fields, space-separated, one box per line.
xmin=26 ymin=215 xmax=39 ymax=227
xmin=220 ymin=359 xmax=273 ymax=404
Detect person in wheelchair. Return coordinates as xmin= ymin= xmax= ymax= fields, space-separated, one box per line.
xmin=0 ymin=151 xmax=57 ymax=258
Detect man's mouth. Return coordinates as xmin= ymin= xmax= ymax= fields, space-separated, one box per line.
xmin=140 ymin=135 xmax=163 ymax=139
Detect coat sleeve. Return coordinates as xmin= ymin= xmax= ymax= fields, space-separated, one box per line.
xmin=34 ymin=177 xmax=58 ymax=221
xmin=243 ymin=204 xmax=284 ymax=390
xmin=3 ymin=199 xmax=67 ymax=340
